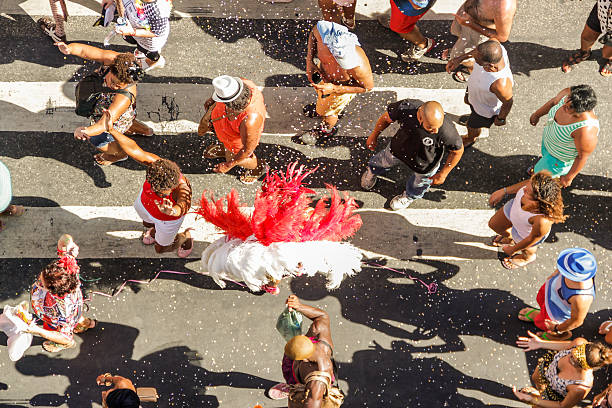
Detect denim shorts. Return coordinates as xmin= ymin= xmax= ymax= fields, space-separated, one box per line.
xmin=89 ymin=132 xmax=115 ymax=149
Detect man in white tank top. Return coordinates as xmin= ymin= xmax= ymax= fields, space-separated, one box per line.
xmin=446 ymin=40 xmax=514 ymax=147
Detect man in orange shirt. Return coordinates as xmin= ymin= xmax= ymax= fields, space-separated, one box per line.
xmin=199 ymin=75 xmax=268 ymax=184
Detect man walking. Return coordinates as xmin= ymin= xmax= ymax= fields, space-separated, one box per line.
xmin=443 ymin=0 xmax=517 ymax=82
xmin=446 ymin=40 xmax=513 ymax=147
xmin=361 ymin=100 xmax=464 ymax=210
xmin=302 ymin=21 xmax=374 ymax=145
xmin=377 ymin=0 xmax=437 ymax=61
xmin=199 ymin=75 xmax=268 ymax=184
xmin=268 ymin=295 xmax=342 ymax=406
xmin=529 ymin=85 xmax=599 ymax=187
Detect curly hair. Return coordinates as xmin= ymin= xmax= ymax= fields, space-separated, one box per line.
xmin=146 ymin=159 xmax=181 ymax=193
xmin=225 ymin=85 xmax=252 ymax=112
xmin=531 ymin=171 xmax=567 ymax=223
xmin=585 ymin=342 xmax=612 ymax=369
xmin=41 ymin=260 xmax=80 ymax=297
xmin=109 ymin=53 xmax=139 ymax=85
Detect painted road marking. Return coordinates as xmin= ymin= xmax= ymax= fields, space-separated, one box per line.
xmin=0 ymin=83 xmax=485 ymax=137
xmin=0 ymin=206 xmax=498 ymax=260
xmin=1 ymin=0 xmax=460 ymax=20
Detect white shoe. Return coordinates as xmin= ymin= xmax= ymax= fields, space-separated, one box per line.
xmin=145 ymin=55 xmax=166 ymax=72
xmin=390 ymin=193 xmax=414 ymax=210
xmin=360 ymin=169 xmax=377 ymax=190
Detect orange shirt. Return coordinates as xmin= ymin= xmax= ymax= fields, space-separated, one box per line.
xmin=211 ymin=79 xmax=266 ymax=154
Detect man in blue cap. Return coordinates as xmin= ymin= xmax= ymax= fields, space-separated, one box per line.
xmin=517 ymin=248 xmax=597 ymax=340
xmin=0 ymin=160 xmax=25 ymax=233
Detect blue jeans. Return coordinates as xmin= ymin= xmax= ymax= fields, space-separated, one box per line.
xmin=89 ymin=132 xmax=115 ymax=149
xmin=368 ymin=142 xmax=440 ymax=199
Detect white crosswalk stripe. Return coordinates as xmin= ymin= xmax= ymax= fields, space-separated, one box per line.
xmin=0 ymin=206 xmax=498 ymax=260
xmin=0 ymin=82 xmax=486 ymax=136
xmin=1 ymin=0 xmax=461 ymax=20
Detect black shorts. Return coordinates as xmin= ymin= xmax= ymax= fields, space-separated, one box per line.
xmin=122 ymin=36 xmax=161 ymax=61
xmin=467 ymin=104 xmax=496 ymax=129
xmin=586 ymin=3 xmax=603 ymax=33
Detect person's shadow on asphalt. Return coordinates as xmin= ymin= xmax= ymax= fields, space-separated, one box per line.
xmin=14 ymin=321 xmax=276 ymax=407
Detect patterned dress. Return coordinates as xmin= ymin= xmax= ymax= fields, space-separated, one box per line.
xmin=91 ymin=90 xmax=136 ymax=133
xmin=30 ymin=279 xmax=83 ymax=340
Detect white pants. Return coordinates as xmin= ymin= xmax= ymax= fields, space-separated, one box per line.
xmin=134 ymin=191 xmax=185 ymax=246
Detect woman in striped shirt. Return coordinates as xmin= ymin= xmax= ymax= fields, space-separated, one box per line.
xmin=529 ymin=85 xmax=599 ymax=188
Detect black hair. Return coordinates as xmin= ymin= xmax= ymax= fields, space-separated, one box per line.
xmin=146 ymin=159 xmax=181 ymax=193
xmin=568 ymin=85 xmax=597 ymax=113
xmin=225 ymin=85 xmax=252 ymax=112
xmin=105 ymin=389 xmax=140 ymax=408
xmin=477 ymin=40 xmax=503 ymax=64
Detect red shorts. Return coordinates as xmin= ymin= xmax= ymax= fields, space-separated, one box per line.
xmin=390 ymin=0 xmax=426 ymax=33
xmin=534 ymin=283 xmax=551 ymax=331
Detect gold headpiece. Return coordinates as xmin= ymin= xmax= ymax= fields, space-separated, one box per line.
xmin=572 ymin=344 xmax=592 ymax=370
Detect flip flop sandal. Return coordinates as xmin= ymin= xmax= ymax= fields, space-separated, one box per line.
xmin=74 ymin=318 xmax=97 ymax=334
xmin=452 ymin=66 xmax=470 ymax=83
xmin=202 ymin=143 xmax=226 ymax=159
xmin=142 ymin=227 xmax=156 ymax=245
xmin=268 ymin=383 xmax=290 ymax=400
xmin=561 ymin=49 xmax=591 ymax=73
xmin=240 ymin=161 xmax=269 ymax=185
xmin=5 ymin=205 xmax=26 ymax=217
xmin=177 ymin=238 xmax=193 ymax=258
xmin=536 ymin=331 xmax=572 ymax=341
xmin=501 ymin=255 xmax=533 ymax=270
xmin=490 ymin=235 xmax=513 ymax=247
xmin=518 ymin=308 xmax=540 ymax=322
xmin=600 ymin=59 xmax=612 ymax=77
xmin=43 ymin=340 xmax=76 ymax=353
xmin=599 ymin=320 xmax=612 ymax=334
xmin=94 ymin=153 xmax=128 ymax=166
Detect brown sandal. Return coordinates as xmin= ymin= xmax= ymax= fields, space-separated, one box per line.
xmin=202 ymin=143 xmax=226 ymax=159
xmin=94 ymin=153 xmax=128 ymax=166
xmin=239 ymin=160 xmax=269 ymax=185
xmin=561 ymin=49 xmax=591 ymax=73
xmin=43 ymin=339 xmax=76 ymax=353
xmin=73 ymin=317 xmax=96 ymax=334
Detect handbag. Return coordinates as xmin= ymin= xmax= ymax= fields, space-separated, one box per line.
xmin=288 ymin=371 xmax=344 ymax=408
xmin=276 ymin=307 xmax=303 ymax=342
xmin=74 ymin=66 xmax=134 ymax=118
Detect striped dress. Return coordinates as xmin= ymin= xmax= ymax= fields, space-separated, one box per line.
xmin=541 ymin=97 xmax=599 ymax=163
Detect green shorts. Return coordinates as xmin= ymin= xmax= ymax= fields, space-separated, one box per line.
xmin=534 ymin=144 xmax=573 ymax=177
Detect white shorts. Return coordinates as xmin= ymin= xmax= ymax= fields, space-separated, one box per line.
xmin=133 ymin=191 xmax=185 ymax=246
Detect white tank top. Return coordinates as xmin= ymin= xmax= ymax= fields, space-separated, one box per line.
xmin=467 ymin=45 xmax=514 ymax=118
xmin=509 ymin=187 xmax=542 ymax=239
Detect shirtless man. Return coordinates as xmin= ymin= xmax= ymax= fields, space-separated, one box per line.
xmin=444 ymin=0 xmax=516 ymax=82
xmin=268 ymin=295 xmax=340 ymax=406
xmin=301 ymin=20 xmax=374 ymax=145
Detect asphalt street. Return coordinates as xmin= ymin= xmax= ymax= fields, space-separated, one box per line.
xmin=0 ymin=0 xmax=611 ymax=407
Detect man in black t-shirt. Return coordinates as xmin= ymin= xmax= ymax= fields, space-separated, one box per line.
xmin=361 ymin=100 xmax=464 ymax=210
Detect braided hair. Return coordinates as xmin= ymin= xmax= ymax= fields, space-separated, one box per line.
xmin=531 ymin=171 xmax=567 ymax=223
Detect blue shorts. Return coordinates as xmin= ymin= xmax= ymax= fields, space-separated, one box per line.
xmin=89 ymin=132 xmax=115 ymax=149
xmin=503 ymin=199 xmax=549 ymax=246
xmin=534 ymin=144 xmax=573 ymax=177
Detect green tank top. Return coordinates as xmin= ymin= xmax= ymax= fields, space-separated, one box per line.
xmin=541 ymin=97 xmax=599 ymax=162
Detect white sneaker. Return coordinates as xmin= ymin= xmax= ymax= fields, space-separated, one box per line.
xmin=401 ymin=38 xmax=435 ymax=62
xmin=145 ymin=55 xmax=166 ymax=72
xmin=390 ymin=193 xmax=414 ymax=210
xmin=360 ymin=169 xmax=377 ymax=190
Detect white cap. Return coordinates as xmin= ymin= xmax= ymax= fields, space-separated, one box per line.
xmin=212 ymin=75 xmax=244 ymax=103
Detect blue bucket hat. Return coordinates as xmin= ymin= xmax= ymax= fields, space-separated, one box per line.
xmin=556 ymin=248 xmax=597 ymax=281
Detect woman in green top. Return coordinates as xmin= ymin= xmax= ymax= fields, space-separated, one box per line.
xmin=529 ymin=85 xmax=599 ymax=188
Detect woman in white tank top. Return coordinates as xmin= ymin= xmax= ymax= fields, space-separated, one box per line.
xmin=488 ymin=171 xmax=567 ymax=269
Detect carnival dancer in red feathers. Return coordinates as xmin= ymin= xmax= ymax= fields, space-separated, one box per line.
xmin=195 ymin=162 xmax=363 ymax=294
